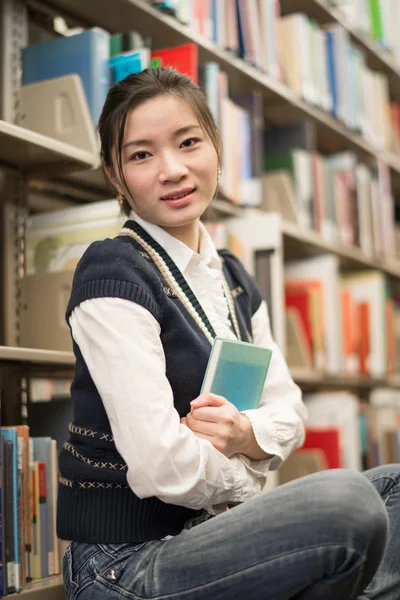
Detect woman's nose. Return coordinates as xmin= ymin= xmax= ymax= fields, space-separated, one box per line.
xmin=158 ymin=154 xmax=189 ymax=183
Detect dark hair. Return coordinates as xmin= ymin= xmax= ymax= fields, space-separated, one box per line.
xmin=98 ymin=67 xmax=222 ymax=216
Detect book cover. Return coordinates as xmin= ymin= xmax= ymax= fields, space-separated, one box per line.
xmin=151 ymin=43 xmax=198 ymax=83
xmin=302 ymin=427 xmax=342 ymax=469
xmin=201 ymin=338 xmax=272 ymax=412
xmin=1 ymin=429 xmax=20 ymax=593
xmin=32 ymin=438 xmax=52 ymax=576
xmin=0 ymin=434 xmax=6 ymax=596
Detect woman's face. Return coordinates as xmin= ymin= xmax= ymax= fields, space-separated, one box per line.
xmin=118 ymin=94 xmax=219 ymax=234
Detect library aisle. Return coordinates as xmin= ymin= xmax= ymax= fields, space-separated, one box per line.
xmin=1 ymin=0 xmax=400 ymax=597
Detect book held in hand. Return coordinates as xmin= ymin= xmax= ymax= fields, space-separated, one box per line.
xmin=201 ymin=338 xmax=273 ymax=412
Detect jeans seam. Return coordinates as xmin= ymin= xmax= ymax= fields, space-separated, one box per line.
xmin=368 ymin=475 xmax=399 ymax=486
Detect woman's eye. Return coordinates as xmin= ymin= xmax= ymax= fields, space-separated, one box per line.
xmin=130 ymin=151 xmax=150 ymax=161
xmin=180 ymin=137 xmax=200 ymax=148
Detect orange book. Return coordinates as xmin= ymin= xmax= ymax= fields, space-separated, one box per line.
xmin=386 ymin=298 xmax=395 ymax=374
xmin=341 ymin=288 xmax=358 ymax=374
xmin=358 ymin=301 xmax=370 ymax=376
xmin=151 ymin=43 xmax=198 ymax=83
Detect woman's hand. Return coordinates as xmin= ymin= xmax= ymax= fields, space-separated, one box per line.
xmin=181 ymin=393 xmax=248 ymax=458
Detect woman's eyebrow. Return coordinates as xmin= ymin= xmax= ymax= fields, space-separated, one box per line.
xmin=123 ymin=125 xmax=201 ymax=150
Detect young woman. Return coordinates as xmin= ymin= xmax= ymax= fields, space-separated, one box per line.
xmin=58 ymin=67 xmax=400 ymax=600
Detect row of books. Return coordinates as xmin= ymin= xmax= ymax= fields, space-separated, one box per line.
xmin=200 ymin=61 xmax=264 ymax=207
xmin=166 ymin=0 xmax=400 ymax=70
xmin=160 ymin=1 xmax=400 ymax=153
xmin=279 ymin=17 xmax=393 ymax=152
xmin=327 ymin=0 xmax=400 ymax=63
xmin=168 ymin=0 xmax=281 ymax=80
xmin=21 ymin=28 xmax=199 ymax=126
xmin=0 ymin=426 xmax=60 ymax=596
xmin=285 ymin=267 xmax=399 ymax=378
xmin=280 ymin=388 xmax=400 ymax=484
xmin=263 ymin=147 xmax=396 ymax=260
xmin=21 ymin=8 xmax=400 ymax=161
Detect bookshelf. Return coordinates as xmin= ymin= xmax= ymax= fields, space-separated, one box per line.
xmin=0 ymin=347 xmax=74 ymax=366
xmin=0 ymin=120 xmax=96 ymax=175
xmin=2 ymin=0 xmax=400 ymax=596
xmin=212 ymin=202 xmax=400 ymax=280
xmin=43 ymin=0 xmax=400 ymax=194
xmin=280 ymin=0 xmax=400 ymax=93
xmin=291 ymin=368 xmax=400 ymax=391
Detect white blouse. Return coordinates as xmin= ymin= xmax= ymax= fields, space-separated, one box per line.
xmin=70 ymin=213 xmax=307 ymax=515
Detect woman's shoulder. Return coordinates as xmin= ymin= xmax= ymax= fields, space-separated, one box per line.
xmin=67 ymin=236 xmax=164 ymax=319
xmin=75 ymin=236 xmax=157 ymax=282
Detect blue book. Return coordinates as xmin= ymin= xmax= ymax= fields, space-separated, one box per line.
xmin=201 ymin=338 xmax=273 ymax=412
xmin=0 ymin=434 xmax=5 ymax=596
xmin=325 ymin=30 xmax=338 ymax=119
xmin=109 ymin=49 xmax=150 ymax=84
xmin=1 ymin=428 xmax=19 ymax=593
xmin=22 ymin=27 xmax=110 ymax=125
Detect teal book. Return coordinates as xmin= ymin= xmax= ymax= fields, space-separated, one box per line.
xmin=201 ymin=338 xmax=273 ymax=412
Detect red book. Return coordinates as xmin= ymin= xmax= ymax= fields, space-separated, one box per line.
xmin=151 ymin=43 xmax=198 ymax=83
xmin=302 ymin=427 xmax=342 ymax=469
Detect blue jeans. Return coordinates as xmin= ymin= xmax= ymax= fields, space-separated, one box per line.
xmin=63 ymin=466 xmax=400 ymax=600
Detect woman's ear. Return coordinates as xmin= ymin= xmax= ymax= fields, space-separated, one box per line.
xmin=103 ymin=164 xmax=121 ymax=195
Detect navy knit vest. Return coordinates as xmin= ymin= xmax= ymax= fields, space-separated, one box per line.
xmin=57 ymin=220 xmax=262 ymax=543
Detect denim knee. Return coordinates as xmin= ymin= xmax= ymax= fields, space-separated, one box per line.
xmin=318 ymin=470 xmax=389 ymax=550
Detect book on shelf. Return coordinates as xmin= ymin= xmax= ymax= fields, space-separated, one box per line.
xmin=297 ymin=387 xmax=400 ymax=475
xmin=302 ymin=427 xmax=342 ymax=469
xmin=0 ymin=432 xmax=6 ymax=597
xmin=284 ymin=251 xmax=400 ymax=378
xmin=201 ymin=337 xmax=273 ymax=412
xmin=151 ymin=43 xmax=198 ymax=82
xmin=262 ymin=129 xmax=396 ymax=260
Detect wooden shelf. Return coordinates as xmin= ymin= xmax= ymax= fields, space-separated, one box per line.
xmin=0 ymin=346 xmax=75 ymax=365
xmin=281 ymin=220 xmax=400 ymax=279
xmin=15 ymin=576 xmax=64 ymax=599
xmin=44 ymin=0 xmax=400 ymax=189
xmin=209 ymin=205 xmax=400 ymax=280
xmin=0 ymin=120 xmax=96 ymax=175
xmin=280 ymin=0 xmax=400 ymax=101
xmin=291 ymin=367 xmax=400 ymax=390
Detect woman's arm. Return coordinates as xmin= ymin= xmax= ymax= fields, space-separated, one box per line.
xmin=70 ymin=297 xmax=264 ymax=513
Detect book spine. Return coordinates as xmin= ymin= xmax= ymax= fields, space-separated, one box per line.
xmin=38 ymin=462 xmax=49 ymax=579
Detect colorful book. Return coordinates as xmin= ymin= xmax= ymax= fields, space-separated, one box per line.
xmin=22 ymin=27 xmax=110 ymax=125
xmin=201 ymin=338 xmax=272 ymax=412
xmin=1 ymin=428 xmax=20 ymax=593
xmin=151 ymin=43 xmax=198 ymax=83
xmin=0 ymin=434 xmax=6 ymax=596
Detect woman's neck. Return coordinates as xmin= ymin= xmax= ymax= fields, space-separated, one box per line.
xmin=161 ymin=221 xmax=201 ymax=253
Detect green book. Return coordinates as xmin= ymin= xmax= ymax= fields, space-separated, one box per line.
xmin=201 ymin=338 xmax=273 ymax=412
xmin=369 ymin=0 xmax=383 ymax=41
